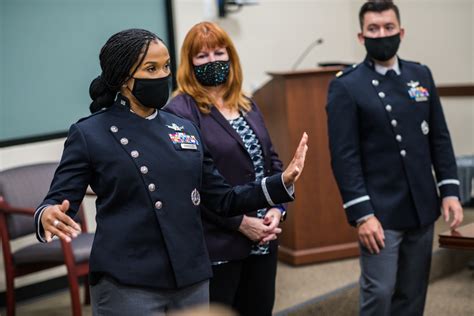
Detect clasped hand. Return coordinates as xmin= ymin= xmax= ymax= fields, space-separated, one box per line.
xmin=239 ymin=208 xmax=282 ymax=244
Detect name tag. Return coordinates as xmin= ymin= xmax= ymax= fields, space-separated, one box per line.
xmin=181 ymin=143 xmax=197 ymax=150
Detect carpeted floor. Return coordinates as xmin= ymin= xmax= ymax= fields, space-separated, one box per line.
xmin=4 ymin=208 xmax=474 ymax=316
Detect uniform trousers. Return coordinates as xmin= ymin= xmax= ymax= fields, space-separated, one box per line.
xmin=210 ymin=249 xmax=278 ymax=316
xmin=359 ymin=223 xmax=434 ymax=316
xmin=90 ymin=275 xmax=209 ymax=316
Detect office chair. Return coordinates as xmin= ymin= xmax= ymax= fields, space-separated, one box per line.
xmin=0 ymin=162 xmax=93 ymax=316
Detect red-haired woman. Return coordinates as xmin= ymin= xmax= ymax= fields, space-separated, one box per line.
xmin=166 ymin=21 xmax=287 ymax=316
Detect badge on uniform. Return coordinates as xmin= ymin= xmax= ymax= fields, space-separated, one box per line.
xmin=166 ymin=123 xmax=184 ymax=131
xmin=421 ymin=120 xmax=429 ymax=135
xmin=407 ymin=81 xmax=429 ymax=102
xmin=169 ymin=132 xmax=199 ymax=150
xmin=191 ymin=188 xmax=201 ymax=206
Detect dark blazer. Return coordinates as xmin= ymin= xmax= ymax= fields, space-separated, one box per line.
xmin=34 ymin=95 xmax=293 ymax=290
xmin=326 ymin=57 xmax=460 ymax=230
xmin=165 ymin=94 xmax=285 ymax=262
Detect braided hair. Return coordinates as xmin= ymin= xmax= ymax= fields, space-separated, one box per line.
xmin=89 ymin=29 xmax=163 ymax=113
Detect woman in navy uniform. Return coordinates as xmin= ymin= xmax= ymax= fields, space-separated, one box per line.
xmin=34 ymin=29 xmax=308 ymax=315
xmin=326 ymin=2 xmax=463 ymax=315
xmin=166 ymin=22 xmax=285 ymax=316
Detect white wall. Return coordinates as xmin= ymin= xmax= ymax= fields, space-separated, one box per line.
xmin=0 ymin=0 xmax=472 ymax=292
xmin=0 ymin=139 xmax=65 ymax=171
xmin=175 ymin=0 xmax=358 ymax=91
xmin=174 ymin=0 xmax=473 ymax=155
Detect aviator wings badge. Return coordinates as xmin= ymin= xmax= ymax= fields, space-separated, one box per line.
xmin=166 ymin=123 xmax=184 ymax=131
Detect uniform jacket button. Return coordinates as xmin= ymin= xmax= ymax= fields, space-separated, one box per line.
xmin=396 ymin=135 xmax=402 ymax=142
xmin=140 ymin=166 xmax=148 ymax=174
xmin=400 ymin=150 xmax=407 ymax=157
xmin=385 ymin=105 xmax=392 ymax=112
xmin=148 ymin=183 xmax=156 ymax=192
xmin=120 ymin=137 xmax=129 ymax=145
xmin=155 ymin=201 xmax=163 ymax=209
xmin=378 ymin=92 xmax=385 ymax=98
xmin=110 ymin=126 xmax=118 ymax=133
xmin=131 ymin=150 xmax=139 ymax=158
xmin=391 ymin=119 xmax=398 ymax=127
xmin=372 ymin=79 xmax=379 ymax=86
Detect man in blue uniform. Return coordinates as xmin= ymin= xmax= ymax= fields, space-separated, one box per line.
xmin=326 ymin=1 xmax=464 ymax=315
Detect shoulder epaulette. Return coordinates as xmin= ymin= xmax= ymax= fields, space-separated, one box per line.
xmin=401 ymin=59 xmax=421 ymax=65
xmin=400 ymin=59 xmax=424 ymax=68
xmin=335 ymin=63 xmax=359 ymax=78
xmin=77 ymin=107 xmax=108 ymax=123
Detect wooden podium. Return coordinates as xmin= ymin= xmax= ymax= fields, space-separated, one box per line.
xmin=253 ymin=67 xmax=360 ymax=265
xmin=439 ymin=223 xmax=474 ymax=250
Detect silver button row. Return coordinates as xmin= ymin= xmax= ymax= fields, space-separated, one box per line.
xmin=400 ymin=150 xmax=407 ymax=157
xmin=391 ymin=120 xmax=397 ymax=127
xmin=109 ymin=125 xmax=159 ymax=201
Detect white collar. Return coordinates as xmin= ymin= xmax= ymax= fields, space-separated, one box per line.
xmin=374 ymin=57 xmax=401 ymax=76
xmin=130 ymin=108 xmax=158 ymax=120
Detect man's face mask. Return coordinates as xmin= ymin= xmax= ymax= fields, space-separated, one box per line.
xmin=364 ymin=33 xmax=401 ymax=62
xmin=193 ymin=61 xmax=230 ymax=86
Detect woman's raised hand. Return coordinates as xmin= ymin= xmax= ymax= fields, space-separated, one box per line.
xmin=282 ymin=133 xmax=308 ymax=186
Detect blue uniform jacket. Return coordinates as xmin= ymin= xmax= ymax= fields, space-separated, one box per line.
xmin=326 ymin=57 xmax=460 ymax=230
xmin=34 ymin=95 xmax=293 ymax=289
xmin=166 ymin=94 xmax=285 ymax=262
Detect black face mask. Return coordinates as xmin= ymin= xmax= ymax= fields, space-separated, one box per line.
xmin=364 ymin=33 xmax=401 ymax=62
xmin=131 ymin=74 xmax=171 ymax=109
xmin=193 ymin=61 xmax=230 ymax=86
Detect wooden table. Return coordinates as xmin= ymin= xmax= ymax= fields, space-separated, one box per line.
xmin=439 ymin=223 xmax=474 ymax=250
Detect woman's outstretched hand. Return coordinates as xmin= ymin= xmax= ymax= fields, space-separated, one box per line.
xmin=282 ymin=132 xmax=308 ymax=186
xmin=40 ymin=200 xmax=82 ymax=242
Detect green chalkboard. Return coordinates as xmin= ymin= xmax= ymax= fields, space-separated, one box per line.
xmin=0 ymin=0 xmax=173 ymax=144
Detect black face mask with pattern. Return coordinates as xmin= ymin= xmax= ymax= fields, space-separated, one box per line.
xmin=364 ymin=33 xmax=401 ymax=62
xmin=193 ymin=61 xmax=230 ymax=86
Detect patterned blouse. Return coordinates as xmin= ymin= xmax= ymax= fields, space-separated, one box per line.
xmin=228 ymin=114 xmax=269 ymax=256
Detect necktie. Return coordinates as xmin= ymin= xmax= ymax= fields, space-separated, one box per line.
xmin=385 ymin=69 xmax=398 ymax=79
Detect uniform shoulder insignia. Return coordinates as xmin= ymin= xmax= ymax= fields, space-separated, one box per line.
xmin=400 ymin=59 xmax=430 ymax=73
xmin=335 ymin=64 xmax=358 ymax=78
xmin=77 ymin=108 xmax=108 ymax=123
xmin=401 ymin=59 xmax=422 ymax=66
